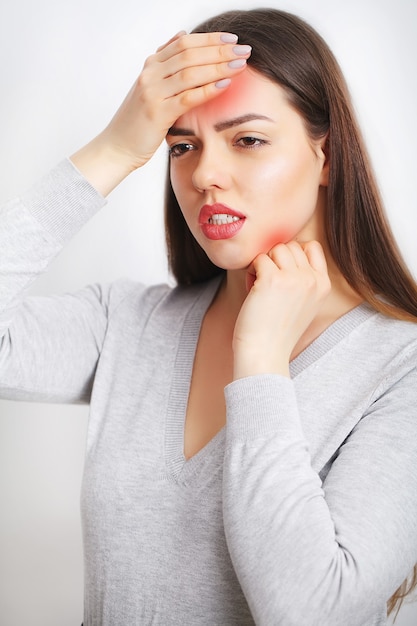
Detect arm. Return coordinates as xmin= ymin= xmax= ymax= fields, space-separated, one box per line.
xmin=223 ymin=365 xmax=417 ymax=625
xmin=0 ymin=32 xmax=251 ymax=401
xmin=70 ymin=31 xmax=251 ymax=195
xmin=225 ymin=241 xmax=417 ymax=623
xmin=0 ymin=160 xmax=109 ymax=402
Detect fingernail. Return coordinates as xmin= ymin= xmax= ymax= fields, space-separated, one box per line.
xmin=228 ymin=58 xmax=247 ymax=69
xmin=233 ymin=44 xmax=252 ymax=55
xmin=215 ymin=78 xmax=232 ymax=89
xmin=220 ymin=33 xmax=238 ymax=43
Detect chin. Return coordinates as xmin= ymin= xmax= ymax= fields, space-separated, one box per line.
xmin=201 ymin=234 xmax=290 ymax=271
xmin=205 ymin=253 xmax=253 ymax=273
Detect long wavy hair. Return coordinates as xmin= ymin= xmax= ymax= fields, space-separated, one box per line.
xmin=164 ymin=8 xmax=417 ymax=614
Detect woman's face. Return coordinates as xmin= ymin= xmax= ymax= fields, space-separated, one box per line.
xmin=167 ymin=68 xmax=328 ymax=271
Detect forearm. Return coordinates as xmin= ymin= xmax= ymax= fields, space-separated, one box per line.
xmin=71 ymin=32 xmax=253 ymax=198
xmin=0 ymin=160 xmax=107 ymax=400
xmin=0 ymin=159 xmax=105 ymax=322
xmin=223 ymin=379 xmax=343 ymax=624
xmin=222 ymin=373 xmax=417 ymax=625
xmin=70 ymin=131 xmax=138 ymax=198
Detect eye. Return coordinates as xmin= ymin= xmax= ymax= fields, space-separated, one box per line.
xmin=168 ymin=143 xmax=196 ymax=158
xmin=234 ymin=136 xmax=269 ymax=150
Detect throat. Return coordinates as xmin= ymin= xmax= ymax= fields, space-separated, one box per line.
xmin=183 ymin=294 xmax=234 ymax=460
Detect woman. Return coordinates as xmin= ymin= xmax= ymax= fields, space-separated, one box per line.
xmin=1 ymin=7 xmax=416 ymax=625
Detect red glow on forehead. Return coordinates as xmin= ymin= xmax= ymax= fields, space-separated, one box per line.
xmin=177 ymin=68 xmax=270 ymax=128
xmin=171 ymin=68 xmax=289 ymax=137
xmin=205 ymin=68 xmax=255 ymax=116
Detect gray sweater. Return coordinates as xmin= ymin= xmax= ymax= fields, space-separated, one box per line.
xmin=1 ymin=159 xmax=417 ymax=626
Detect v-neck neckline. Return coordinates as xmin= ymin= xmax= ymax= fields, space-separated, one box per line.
xmin=289 ymin=302 xmax=376 ymax=377
xmin=164 ymin=277 xmax=377 ymax=483
xmin=164 ymin=278 xmax=224 ymax=484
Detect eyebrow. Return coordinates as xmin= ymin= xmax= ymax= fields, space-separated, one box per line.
xmin=167 ymin=114 xmax=275 ymax=136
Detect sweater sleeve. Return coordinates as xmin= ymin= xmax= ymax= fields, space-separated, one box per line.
xmin=222 ymin=366 xmax=417 ymax=625
xmin=0 ymin=159 xmax=110 ymax=403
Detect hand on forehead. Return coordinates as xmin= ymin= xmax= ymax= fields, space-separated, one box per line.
xmin=174 ymin=68 xmax=274 ymax=130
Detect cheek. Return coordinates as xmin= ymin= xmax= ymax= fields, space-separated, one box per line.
xmin=258 ymin=226 xmax=294 ymax=251
xmin=255 ymin=151 xmax=317 ymax=201
xmin=247 ymin=159 xmax=319 ymax=250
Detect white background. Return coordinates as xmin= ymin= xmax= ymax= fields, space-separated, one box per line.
xmin=0 ymin=0 xmax=416 ymax=624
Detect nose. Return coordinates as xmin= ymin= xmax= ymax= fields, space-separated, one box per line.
xmin=192 ymin=146 xmax=232 ymax=193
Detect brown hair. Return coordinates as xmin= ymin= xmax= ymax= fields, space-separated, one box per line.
xmin=165 ymin=9 xmax=417 ymax=612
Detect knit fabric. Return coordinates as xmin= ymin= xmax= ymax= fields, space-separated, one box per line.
xmin=1 ymin=160 xmax=417 ymax=625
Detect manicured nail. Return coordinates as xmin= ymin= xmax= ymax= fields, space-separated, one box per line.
xmin=220 ymin=33 xmax=238 ymax=43
xmin=228 ymin=58 xmax=247 ymax=69
xmin=215 ymin=78 xmax=232 ymax=89
xmin=233 ymin=44 xmax=252 ymax=55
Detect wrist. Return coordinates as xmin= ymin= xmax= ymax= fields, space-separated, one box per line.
xmin=70 ymin=132 xmax=139 ymax=197
xmin=233 ymin=349 xmax=290 ymax=380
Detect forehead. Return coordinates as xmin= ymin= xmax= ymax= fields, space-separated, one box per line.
xmin=175 ymin=68 xmax=285 ymax=128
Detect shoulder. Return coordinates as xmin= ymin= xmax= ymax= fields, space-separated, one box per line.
xmin=359 ymin=308 xmax=417 ymax=363
xmin=105 ymin=276 xmax=221 ymax=322
xmin=295 ymin=305 xmax=417 ymax=401
xmin=341 ymin=307 xmax=417 ymax=402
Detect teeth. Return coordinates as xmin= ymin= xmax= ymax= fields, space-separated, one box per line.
xmin=208 ymin=213 xmax=241 ymax=225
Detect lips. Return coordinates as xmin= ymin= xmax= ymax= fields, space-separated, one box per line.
xmin=198 ymin=203 xmax=246 ymax=240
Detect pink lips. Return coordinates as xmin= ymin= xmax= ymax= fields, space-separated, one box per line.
xmin=198 ymin=203 xmax=246 ymax=240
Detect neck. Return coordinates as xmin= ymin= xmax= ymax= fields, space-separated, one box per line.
xmin=217 ymin=269 xmax=248 ymax=316
xmin=210 ymin=255 xmax=363 ymax=357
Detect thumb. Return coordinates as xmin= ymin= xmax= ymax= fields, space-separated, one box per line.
xmin=245 ymin=267 xmax=256 ymax=293
xmin=245 ymin=253 xmax=272 ymax=293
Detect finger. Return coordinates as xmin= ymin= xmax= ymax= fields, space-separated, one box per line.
xmin=285 ymin=240 xmax=311 ymax=268
xmin=156 ymin=31 xmax=238 ymax=62
xmin=161 ymin=65 xmax=245 ymax=116
xmin=268 ymin=243 xmax=298 ymax=270
xmin=251 ymin=253 xmax=278 ymax=283
xmin=161 ymin=57 xmax=248 ymax=101
xmin=160 ymin=42 xmax=251 ymax=81
xmin=302 ymin=240 xmax=328 ymax=273
xmin=156 ymin=31 xmax=187 ymax=53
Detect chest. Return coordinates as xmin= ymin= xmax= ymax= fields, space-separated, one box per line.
xmin=183 ymin=315 xmax=234 ymax=459
xmin=88 ymin=287 xmax=375 ymax=476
